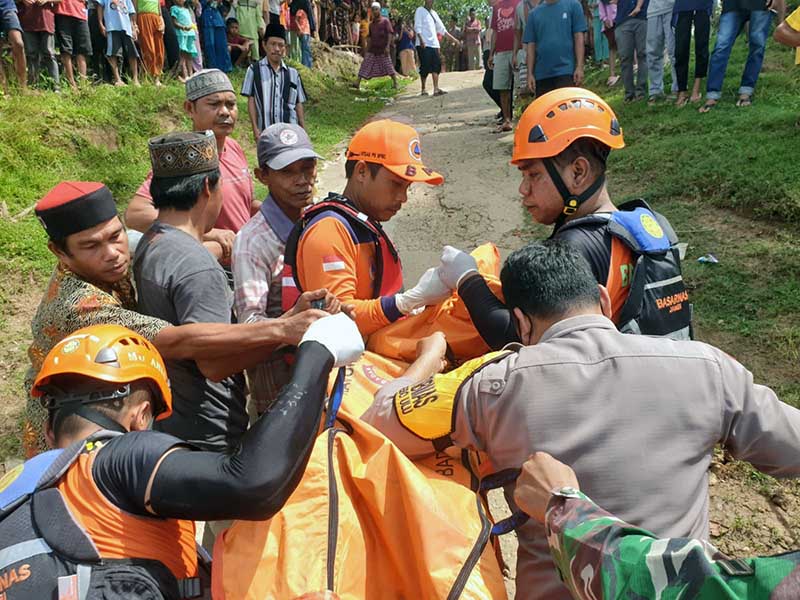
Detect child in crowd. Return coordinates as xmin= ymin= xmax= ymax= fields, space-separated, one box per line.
xmin=97 ymin=0 xmax=140 ymax=86
xmin=598 ymin=0 xmax=619 ymax=85
xmin=171 ymin=0 xmax=198 ymax=81
xmin=227 ymin=17 xmax=252 ymax=66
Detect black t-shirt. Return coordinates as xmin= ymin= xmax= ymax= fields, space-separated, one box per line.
xmin=92 ymin=431 xmax=187 ymax=516
xmin=551 ymin=219 xmax=613 ymax=286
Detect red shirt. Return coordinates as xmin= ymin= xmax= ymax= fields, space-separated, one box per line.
xmin=227 ymin=32 xmax=249 ymax=46
xmin=137 ymin=136 xmax=255 ymax=233
xmin=367 ymin=15 xmax=393 ymax=54
xmin=491 ymin=0 xmax=520 ymax=52
xmin=18 ymin=1 xmax=56 ymax=32
xmin=55 ymin=0 xmax=88 ymax=20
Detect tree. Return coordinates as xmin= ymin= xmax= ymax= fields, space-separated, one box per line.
xmin=390 ymin=0 xmax=491 ymax=24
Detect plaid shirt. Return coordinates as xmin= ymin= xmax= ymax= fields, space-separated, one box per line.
xmin=232 ymin=195 xmax=294 ymax=413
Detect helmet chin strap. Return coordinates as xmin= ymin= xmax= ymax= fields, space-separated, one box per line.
xmin=543 ymin=158 xmax=606 ymax=232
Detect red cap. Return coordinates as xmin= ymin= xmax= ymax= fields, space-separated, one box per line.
xmin=35 ymin=182 xmax=118 ymax=240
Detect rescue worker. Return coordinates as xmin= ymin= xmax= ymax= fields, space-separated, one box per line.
xmin=25 ymin=179 xmax=329 ymax=457
xmin=282 ymin=119 xmax=453 ymax=337
xmin=514 ymin=451 xmax=800 ymax=600
xmin=438 ymin=87 xmax=692 ymax=349
xmin=0 ymin=315 xmax=362 ymax=599
xmin=364 ymin=241 xmax=800 ymax=600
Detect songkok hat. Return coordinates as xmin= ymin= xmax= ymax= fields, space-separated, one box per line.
xmin=258 ymin=123 xmax=321 ymax=170
xmin=185 ymin=68 xmax=234 ymax=101
xmin=265 ymin=23 xmax=286 ymax=41
xmin=35 ymin=182 xmax=118 ymax=240
xmin=149 ymin=131 xmax=219 ymax=179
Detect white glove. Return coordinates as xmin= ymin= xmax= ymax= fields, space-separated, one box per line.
xmin=299 ymin=313 xmax=364 ymax=367
xmin=439 ymin=245 xmax=478 ymax=289
xmin=394 ymin=267 xmax=452 ymax=315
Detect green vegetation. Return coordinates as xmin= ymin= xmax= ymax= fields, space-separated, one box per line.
xmin=0 ymin=65 xmax=401 ymax=277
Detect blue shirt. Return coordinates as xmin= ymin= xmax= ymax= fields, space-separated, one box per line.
xmin=260 ymin=194 xmax=293 ymax=243
xmin=0 ymin=0 xmax=16 ymax=13
xmin=99 ymin=0 xmax=135 ymax=35
xmin=523 ymin=0 xmax=587 ymax=81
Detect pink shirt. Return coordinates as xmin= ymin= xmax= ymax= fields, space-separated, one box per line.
xmin=136 ymin=136 xmax=255 ymax=233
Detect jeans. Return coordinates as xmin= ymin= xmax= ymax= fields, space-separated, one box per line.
xmin=706 ymin=9 xmax=773 ymax=99
xmin=616 ymin=17 xmax=648 ymax=98
xmin=646 ymin=12 xmax=678 ymax=96
xmin=674 ymin=10 xmax=710 ymax=91
xmin=300 ymin=33 xmax=312 ymax=68
xmin=23 ymin=31 xmax=60 ymax=89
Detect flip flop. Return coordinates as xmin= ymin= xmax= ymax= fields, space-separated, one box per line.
xmin=606 ymin=75 xmax=620 ymax=87
xmin=433 ymin=89 xmax=448 ymax=96
xmin=420 ymin=90 xmax=429 ymax=96
xmin=736 ymin=95 xmax=753 ymax=107
xmin=698 ymin=100 xmax=717 ymax=114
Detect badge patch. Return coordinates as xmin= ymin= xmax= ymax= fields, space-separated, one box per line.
xmin=408 ymin=138 xmax=422 ymax=162
xmin=640 ymin=213 xmax=664 ymax=238
xmin=280 ymin=129 xmax=299 ymax=146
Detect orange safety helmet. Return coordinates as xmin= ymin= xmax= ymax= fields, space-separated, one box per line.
xmin=32 ymin=324 xmax=172 ymax=421
xmin=511 ymin=87 xmax=625 ymax=165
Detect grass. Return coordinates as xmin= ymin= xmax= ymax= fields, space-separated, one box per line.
xmin=0 ymin=61 xmax=403 ymax=278
xmin=0 ymin=56 xmax=403 ymax=462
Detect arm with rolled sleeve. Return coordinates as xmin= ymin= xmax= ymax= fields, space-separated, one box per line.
xmin=717 ymin=348 xmax=800 ymax=476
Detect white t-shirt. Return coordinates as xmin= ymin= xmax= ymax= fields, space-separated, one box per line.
xmin=414 ymin=5 xmax=446 ymax=48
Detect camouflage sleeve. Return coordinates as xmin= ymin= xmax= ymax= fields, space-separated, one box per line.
xmin=544 ymin=492 xmax=786 ymax=600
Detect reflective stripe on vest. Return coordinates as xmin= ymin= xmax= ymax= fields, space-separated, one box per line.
xmin=281 ymin=198 xmax=404 ymax=312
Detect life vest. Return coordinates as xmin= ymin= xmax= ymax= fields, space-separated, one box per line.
xmin=0 ymin=431 xmax=202 ymax=600
xmin=557 ymin=199 xmax=693 ymax=340
xmin=280 ymin=194 xmax=404 ymax=312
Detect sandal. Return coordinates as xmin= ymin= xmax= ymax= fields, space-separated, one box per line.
xmin=433 ymin=89 xmax=448 ymax=96
xmin=494 ymin=122 xmax=512 ymax=133
xmin=698 ymin=99 xmax=717 ymax=113
xmin=736 ymin=95 xmax=752 ymax=107
xmin=675 ymin=93 xmax=689 ymax=108
xmin=420 ymin=90 xmax=429 ymax=96
xmin=606 ymin=75 xmax=620 ymax=87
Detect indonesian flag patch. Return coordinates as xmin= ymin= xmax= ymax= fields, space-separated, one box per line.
xmin=322 ymin=255 xmax=347 ymax=272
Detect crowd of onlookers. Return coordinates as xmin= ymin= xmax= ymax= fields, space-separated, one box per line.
xmin=457 ymin=0 xmax=797 ymax=130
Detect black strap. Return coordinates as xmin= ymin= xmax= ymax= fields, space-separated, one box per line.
xmin=543 ymin=158 xmax=606 ymax=232
xmin=72 ymin=405 xmax=128 ymax=434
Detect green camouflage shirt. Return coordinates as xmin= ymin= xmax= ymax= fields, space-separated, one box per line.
xmin=546 ymin=490 xmax=800 ymax=599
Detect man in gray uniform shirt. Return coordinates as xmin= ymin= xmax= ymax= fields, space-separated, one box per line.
xmin=363 ymin=240 xmax=800 ymax=600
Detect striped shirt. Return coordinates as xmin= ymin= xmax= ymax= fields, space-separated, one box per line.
xmin=241 ymin=59 xmax=307 ymax=132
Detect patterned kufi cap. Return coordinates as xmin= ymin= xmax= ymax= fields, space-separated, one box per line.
xmin=148 ymin=131 xmax=219 ymax=178
xmin=185 ymin=68 xmax=234 ymax=101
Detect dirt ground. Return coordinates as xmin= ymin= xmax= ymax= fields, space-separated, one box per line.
xmin=317 ymin=70 xmax=800 ymax=597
